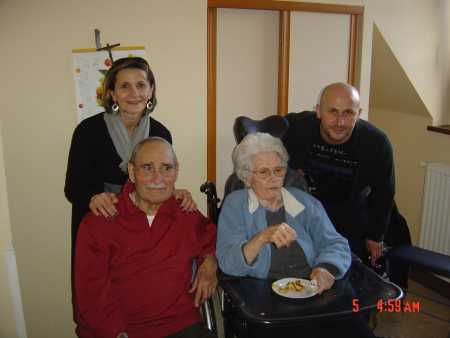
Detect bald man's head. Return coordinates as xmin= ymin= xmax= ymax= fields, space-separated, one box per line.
xmin=315 ymin=82 xmax=362 ymax=145
xmin=318 ymin=82 xmax=360 ymax=108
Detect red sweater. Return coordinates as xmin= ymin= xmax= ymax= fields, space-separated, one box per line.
xmin=74 ymin=182 xmax=216 ymax=338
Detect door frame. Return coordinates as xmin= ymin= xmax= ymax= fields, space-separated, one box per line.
xmin=207 ymin=0 xmax=364 ymax=182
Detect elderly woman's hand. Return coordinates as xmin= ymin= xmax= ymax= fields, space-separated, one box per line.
xmin=174 ymin=189 xmax=197 ymax=212
xmin=264 ymin=222 xmax=297 ymax=248
xmin=243 ymin=223 xmax=297 ymax=265
xmin=310 ymin=267 xmax=335 ymax=295
xmin=89 ymin=192 xmax=119 ymax=217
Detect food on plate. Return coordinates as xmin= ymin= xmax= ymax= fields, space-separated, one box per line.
xmin=277 ymin=279 xmax=304 ymax=294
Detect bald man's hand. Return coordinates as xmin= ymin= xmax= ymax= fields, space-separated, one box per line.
xmin=366 ymin=239 xmax=383 ymax=266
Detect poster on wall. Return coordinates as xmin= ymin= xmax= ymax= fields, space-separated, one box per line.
xmin=72 ymin=46 xmax=146 ymax=123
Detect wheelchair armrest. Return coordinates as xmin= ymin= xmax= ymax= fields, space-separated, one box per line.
xmin=202 ymin=298 xmax=216 ymax=333
xmin=386 ymin=245 xmax=450 ymax=279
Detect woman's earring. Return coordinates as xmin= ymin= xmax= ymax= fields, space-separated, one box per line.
xmin=146 ymin=99 xmax=153 ymax=111
xmin=112 ymin=102 xmax=119 ymax=113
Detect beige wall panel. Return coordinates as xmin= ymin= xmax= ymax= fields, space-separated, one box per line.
xmin=367 ymin=0 xmax=449 ymax=124
xmin=0 ymin=1 xmax=207 ymax=337
xmin=0 ymin=0 xmax=445 ymax=337
xmin=0 ymin=123 xmax=12 ymax=254
xmin=216 ymin=8 xmax=279 ymax=199
xmin=288 ymin=11 xmax=350 ymax=112
xmin=370 ymin=108 xmax=450 ymax=245
xmin=0 ymin=255 xmax=19 ymax=338
xmin=0 ymin=122 xmax=24 ymax=338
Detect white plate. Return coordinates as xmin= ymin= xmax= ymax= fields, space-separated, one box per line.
xmin=272 ymin=277 xmax=318 ymax=299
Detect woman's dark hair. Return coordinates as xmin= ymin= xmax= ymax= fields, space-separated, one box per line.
xmin=102 ymin=57 xmax=157 ymax=113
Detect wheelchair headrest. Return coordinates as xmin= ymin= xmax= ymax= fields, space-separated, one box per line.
xmin=233 ymin=115 xmax=289 ymax=144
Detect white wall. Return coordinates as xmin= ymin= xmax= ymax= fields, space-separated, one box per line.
xmin=0 ymin=121 xmax=26 ymax=338
xmin=216 ymin=8 xmax=279 ymax=198
xmin=444 ymin=0 xmax=450 ymax=121
xmin=0 ymin=0 xmax=447 ymax=337
xmin=288 ymin=11 xmax=350 ymax=112
xmin=286 ymin=0 xmax=449 ymax=125
xmin=0 ymin=1 xmax=206 ymax=337
xmin=366 ymin=0 xmax=450 ymax=242
xmin=370 ymin=108 xmax=450 ymax=244
xmin=281 ymin=0 xmax=372 ymax=118
xmin=367 ymin=0 xmax=449 ymax=125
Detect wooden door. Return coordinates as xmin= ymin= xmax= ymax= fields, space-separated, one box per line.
xmin=208 ymin=1 xmax=363 ymax=200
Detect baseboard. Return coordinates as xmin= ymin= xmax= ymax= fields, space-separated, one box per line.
xmin=410 ymin=267 xmax=450 ymax=299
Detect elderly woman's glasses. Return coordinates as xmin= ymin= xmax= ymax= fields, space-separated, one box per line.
xmin=248 ymin=166 xmax=287 ymax=180
xmin=137 ymin=163 xmax=176 ymax=177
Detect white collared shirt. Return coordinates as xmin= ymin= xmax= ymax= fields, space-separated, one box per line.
xmin=247 ymin=187 xmax=305 ymax=217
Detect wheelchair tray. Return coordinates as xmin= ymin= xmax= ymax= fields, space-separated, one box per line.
xmin=219 ymin=258 xmax=403 ymax=326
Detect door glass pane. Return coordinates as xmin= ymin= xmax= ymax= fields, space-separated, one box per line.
xmin=289 ymin=11 xmax=350 ymax=112
xmin=216 ymin=8 xmax=279 ymax=199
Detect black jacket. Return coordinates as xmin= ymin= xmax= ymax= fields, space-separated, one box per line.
xmin=283 ymin=111 xmax=395 ymax=242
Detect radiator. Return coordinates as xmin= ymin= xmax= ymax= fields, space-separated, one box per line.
xmin=419 ymin=162 xmax=450 ymax=255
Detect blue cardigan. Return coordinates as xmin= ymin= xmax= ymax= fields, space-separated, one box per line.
xmin=216 ymin=187 xmax=351 ymax=279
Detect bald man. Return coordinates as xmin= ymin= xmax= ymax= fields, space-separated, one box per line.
xmin=283 ymin=83 xmax=395 ymax=267
xmin=75 ymin=137 xmax=217 ymax=338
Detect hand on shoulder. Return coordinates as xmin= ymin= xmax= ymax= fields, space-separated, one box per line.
xmin=89 ymin=192 xmax=119 ymax=217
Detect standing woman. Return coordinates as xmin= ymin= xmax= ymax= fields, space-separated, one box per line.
xmin=65 ymin=57 xmax=192 ymax=249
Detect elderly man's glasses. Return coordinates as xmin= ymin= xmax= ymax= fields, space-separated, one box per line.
xmin=247 ymin=166 xmax=287 ymax=180
xmin=137 ymin=163 xmax=176 ymax=177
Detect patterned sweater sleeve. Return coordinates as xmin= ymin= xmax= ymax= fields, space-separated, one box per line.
xmin=365 ymin=131 xmax=395 ymax=241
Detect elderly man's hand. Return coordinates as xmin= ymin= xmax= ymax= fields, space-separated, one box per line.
xmin=189 ymin=255 xmax=218 ymax=307
xmin=310 ymin=267 xmax=335 ymax=295
xmin=89 ymin=192 xmax=118 ymax=217
xmin=264 ymin=223 xmax=297 ymax=248
xmin=174 ymin=189 xmax=197 ymax=212
xmin=366 ymin=239 xmax=384 ymax=266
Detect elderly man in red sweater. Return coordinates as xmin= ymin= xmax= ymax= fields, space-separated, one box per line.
xmin=75 ymin=137 xmax=217 ymax=338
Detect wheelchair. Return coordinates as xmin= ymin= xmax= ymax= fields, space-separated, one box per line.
xmin=201 ymin=180 xmax=402 ymax=338
xmin=201 ymin=114 xmax=450 ymax=338
xmin=201 ymin=115 xmax=402 ymax=337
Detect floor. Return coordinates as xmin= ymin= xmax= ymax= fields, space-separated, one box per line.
xmin=213 ymin=279 xmax=450 ymax=338
xmin=374 ymin=280 xmax=450 ymax=338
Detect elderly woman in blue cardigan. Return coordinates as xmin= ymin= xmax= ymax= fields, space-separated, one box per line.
xmin=216 ymin=132 xmax=351 ymax=294
xmin=216 ymin=133 xmax=387 ymax=338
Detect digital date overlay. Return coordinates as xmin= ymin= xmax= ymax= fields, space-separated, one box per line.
xmin=352 ymin=298 xmax=421 ymax=313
